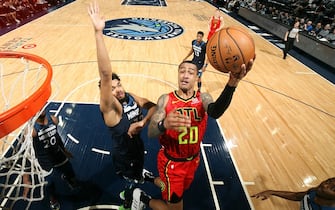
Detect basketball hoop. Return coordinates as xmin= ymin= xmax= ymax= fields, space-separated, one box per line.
xmin=0 ymin=51 xmax=53 ymax=209
xmin=0 ymin=51 xmax=52 ymax=138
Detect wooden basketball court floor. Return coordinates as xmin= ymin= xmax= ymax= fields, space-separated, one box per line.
xmin=0 ymin=0 xmax=335 ymax=209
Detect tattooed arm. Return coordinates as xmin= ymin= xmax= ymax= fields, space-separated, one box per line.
xmin=148 ymin=94 xmax=168 ymax=138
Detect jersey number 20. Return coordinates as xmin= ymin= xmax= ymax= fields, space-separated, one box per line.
xmin=178 ymin=126 xmax=199 ymax=144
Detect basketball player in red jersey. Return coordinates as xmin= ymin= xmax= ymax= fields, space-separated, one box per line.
xmin=143 ymin=59 xmax=254 ymax=210
xmin=207 ymin=9 xmax=224 ymax=41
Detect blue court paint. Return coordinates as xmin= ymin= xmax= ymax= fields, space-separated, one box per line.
xmin=2 ymin=102 xmax=250 ymax=209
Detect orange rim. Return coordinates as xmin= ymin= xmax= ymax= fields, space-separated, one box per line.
xmin=0 ymin=51 xmax=52 ymax=138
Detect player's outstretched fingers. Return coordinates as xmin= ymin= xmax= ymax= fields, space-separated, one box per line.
xmin=165 ymin=110 xmax=191 ymax=130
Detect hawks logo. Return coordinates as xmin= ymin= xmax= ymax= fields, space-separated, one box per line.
xmin=103 ymin=18 xmax=184 ymax=41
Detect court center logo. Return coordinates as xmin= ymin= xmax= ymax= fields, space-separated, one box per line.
xmin=103 ymin=18 xmax=184 ymax=41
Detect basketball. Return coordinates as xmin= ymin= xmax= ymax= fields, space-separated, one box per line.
xmin=206 ymin=26 xmax=255 ymax=73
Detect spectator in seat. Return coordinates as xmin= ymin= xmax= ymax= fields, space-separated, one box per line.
xmin=304 ymin=20 xmax=313 ymax=32
xmin=325 ymin=28 xmax=335 ymax=44
xmin=1 ymin=1 xmax=20 ymax=25
xmin=299 ymin=18 xmax=306 ymax=30
xmin=310 ymin=22 xmax=322 ymax=36
xmin=317 ymin=24 xmax=331 ymax=38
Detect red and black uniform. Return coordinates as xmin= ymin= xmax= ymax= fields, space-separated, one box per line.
xmin=157 ymin=84 xmax=237 ymax=203
xmin=158 ymin=90 xmax=207 ymax=202
xmin=207 ymin=16 xmax=222 ymax=41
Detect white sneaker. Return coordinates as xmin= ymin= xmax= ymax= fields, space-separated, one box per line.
xmin=131 ymin=188 xmax=145 ymax=210
xmin=142 ymin=168 xmax=155 ymax=181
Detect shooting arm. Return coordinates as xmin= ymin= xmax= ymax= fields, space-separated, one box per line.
xmin=203 ymin=85 xmax=236 ymax=119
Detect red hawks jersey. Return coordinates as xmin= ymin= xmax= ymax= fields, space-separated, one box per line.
xmin=210 ymin=16 xmax=221 ymax=31
xmin=159 ymin=91 xmax=208 ymax=158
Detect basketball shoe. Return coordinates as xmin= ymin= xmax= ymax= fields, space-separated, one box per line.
xmin=131 ymin=188 xmax=147 ymax=210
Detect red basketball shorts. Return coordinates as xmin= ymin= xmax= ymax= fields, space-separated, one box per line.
xmin=157 ymin=148 xmax=200 ymax=202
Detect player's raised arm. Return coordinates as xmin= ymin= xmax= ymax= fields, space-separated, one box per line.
xmin=125 ymin=94 xmax=157 ymax=138
xmin=131 ymin=93 xmax=156 ymax=125
xmin=203 ymin=59 xmax=254 ymax=119
xmin=88 ymin=2 xmax=121 ymax=126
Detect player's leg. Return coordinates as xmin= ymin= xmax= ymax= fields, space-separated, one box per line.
xmin=167 ymin=156 xmax=199 ymax=210
xmin=167 ymin=200 xmax=183 ymax=210
xmin=283 ymin=41 xmax=289 ymax=59
xmin=157 ymin=149 xmax=185 ymax=210
xmin=46 ymin=172 xmax=60 ymax=210
xmin=183 ymin=156 xmax=200 ymax=191
xmin=129 ymin=188 xmax=168 ymax=210
xmin=288 ymin=38 xmax=294 ymax=53
xmin=58 ymin=160 xmax=79 ymax=190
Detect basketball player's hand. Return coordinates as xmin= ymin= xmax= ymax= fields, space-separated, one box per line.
xmin=22 ymin=174 xmax=31 ymax=199
xmin=251 ymin=190 xmax=273 ymax=200
xmin=88 ymin=2 xmax=105 ymax=32
xmin=127 ymin=121 xmax=145 ymax=138
xmin=164 ymin=110 xmax=191 ymax=131
xmin=23 ymin=185 xmax=31 ymax=199
xmin=228 ymin=56 xmax=255 ymax=86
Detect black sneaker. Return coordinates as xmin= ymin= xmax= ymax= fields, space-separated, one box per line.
xmin=120 ymin=186 xmax=134 ymax=208
xmin=61 ymin=174 xmax=80 ymax=190
xmin=50 ymin=200 xmax=60 ymax=210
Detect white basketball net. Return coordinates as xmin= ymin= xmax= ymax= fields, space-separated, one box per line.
xmin=0 ymin=55 xmax=50 ymax=210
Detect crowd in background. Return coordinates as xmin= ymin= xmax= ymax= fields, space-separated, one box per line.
xmin=222 ymin=0 xmax=335 ymax=44
xmin=0 ymin=0 xmax=68 ymax=28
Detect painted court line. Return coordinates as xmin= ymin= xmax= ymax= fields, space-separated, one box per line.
xmin=295 ymin=71 xmax=317 ymax=75
xmin=91 ymin=148 xmax=111 ymax=155
xmin=243 ymin=181 xmax=255 ymax=185
xmin=67 ymin=134 xmax=79 ymax=144
xmin=216 ymin=120 xmax=255 ymax=210
xmin=54 ymin=73 xmax=177 ymax=117
xmin=200 ymin=143 xmax=220 ymax=209
xmin=77 ymin=204 xmax=120 ymax=210
xmin=212 ymin=181 xmax=225 ymax=185
xmin=58 ymin=115 xmax=64 ymax=127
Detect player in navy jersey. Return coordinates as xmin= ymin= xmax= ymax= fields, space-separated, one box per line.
xmin=23 ymin=110 xmax=78 ymax=210
xmin=252 ymin=177 xmax=335 ymax=210
xmin=88 ymin=3 xmax=159 ymax=209
xmin=183 ymin=31 xmax=208 ymax=91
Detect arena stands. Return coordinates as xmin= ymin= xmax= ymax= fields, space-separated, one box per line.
xmin=0 ymin=0 xmax=73 ymax=29
xmin=211 ymin=0 xmax=335 ymax=68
